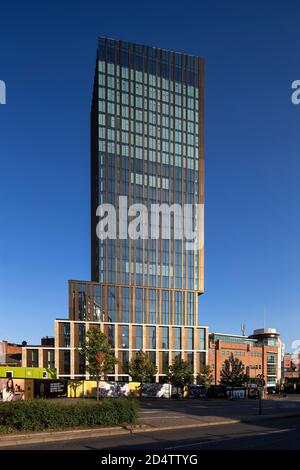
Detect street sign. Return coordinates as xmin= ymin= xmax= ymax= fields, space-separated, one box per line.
xmin=257 ymin=378 xmax=265 ymax=388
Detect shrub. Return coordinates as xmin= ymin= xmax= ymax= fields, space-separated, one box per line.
xmin=0 ymin=398 xmax=138 ymax=433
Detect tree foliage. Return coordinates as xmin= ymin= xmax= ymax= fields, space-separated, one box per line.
xmin=197 ymin=365 xmax=214 ymax=389
xmin=128 ymin=350 xmax=157 ymax=384
xmin=168 ymin=357 xmax=194 ymax=395
xmin=79 ymin=327 xmax=118 ymax=400
xmin=220 ymin=353 xmax=245 ymax=387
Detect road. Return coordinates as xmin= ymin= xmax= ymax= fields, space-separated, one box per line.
xmin=2 ymin=396 xmax=300 ymax=450
xmin=137 ymin=395 xmax=300 ymax=426
xmin=2 ymin=416 xmax=300 ymax=450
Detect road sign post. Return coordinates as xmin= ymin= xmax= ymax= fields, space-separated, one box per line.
xmin=259 ymin=388 xmax=262 ymax=415
xmin=256 ymin=374 xmax=265 ymax=415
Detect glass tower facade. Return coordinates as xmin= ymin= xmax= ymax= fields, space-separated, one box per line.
xmin=89 ymin=38 xmax=204 ymax=331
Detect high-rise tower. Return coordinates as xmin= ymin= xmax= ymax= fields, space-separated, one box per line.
xmin=23 ymin=39 xmax=207 ymax=382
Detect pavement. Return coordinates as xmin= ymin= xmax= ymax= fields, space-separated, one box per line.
xmin=1 ymin=395 xmax=300 ymax=449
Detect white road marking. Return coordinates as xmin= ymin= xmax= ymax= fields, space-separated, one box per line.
xmin=140 ymin=415 xmax=183 ymax=419
xmin=140 ymin=410 xmax=163 ymax=414
xmin=165 ymin=428 xmax=295 ymax=449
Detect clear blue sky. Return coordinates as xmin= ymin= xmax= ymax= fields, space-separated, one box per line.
xmin=0 ymin=1 xmax=299 ymax=351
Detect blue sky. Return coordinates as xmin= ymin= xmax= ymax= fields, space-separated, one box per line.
xmin=0 ymin=1 xmax=299 ymax=350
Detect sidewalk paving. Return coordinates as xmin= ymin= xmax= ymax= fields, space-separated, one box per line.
xmin=0 ymin=417 xmax=240 ymax=447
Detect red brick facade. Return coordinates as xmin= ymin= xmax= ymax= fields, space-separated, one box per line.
xmin=0 ymin=340 xmax=24 ymax=366
xmin=208 ymin=334 xmax=280 ymax=388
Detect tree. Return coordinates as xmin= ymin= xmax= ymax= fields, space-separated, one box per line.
xmin=168 ymin=357 xmax=194 ymax=397
xmin=197 ymin=365 xmax=214 ymax=390
xmin=220 ymin=353 xmax=245 ymax=387
xmin=128 ymin=350 xmax=157 ymax=396
xmin=79 ymin=327 xmax=118 ymax=400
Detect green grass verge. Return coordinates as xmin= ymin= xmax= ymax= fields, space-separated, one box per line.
xmin=0 ymin=398 xmax=138 ymax=433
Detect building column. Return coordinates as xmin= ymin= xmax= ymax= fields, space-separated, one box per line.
xmin=115 ymin=324 xmax=119 ymax=379
xmin=156 ymin=325 xmax=161 ymax=378
xmin=70 ymin=321 xmax=76 ymax=378
xmin=128 ymin=324 xmax=133 ymax=382
xmin=38 ymin=348 xmax=44 ymax=368
xmin=54 ymin=321 xmax=60 ymax=377
xmin=22 ymin=348 xmax=27 ymax=367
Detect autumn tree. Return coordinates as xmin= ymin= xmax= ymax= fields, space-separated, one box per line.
xmin=79 ymin=327 xmax=117 ymax=400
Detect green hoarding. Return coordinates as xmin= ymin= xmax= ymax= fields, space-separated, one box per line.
xmin=0 ymin=366 xmax=56 ymax=379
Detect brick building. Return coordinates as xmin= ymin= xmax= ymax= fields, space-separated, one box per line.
xmin=209 ymin=328 xmax=282 ymax=391
xmin=283 ymin=352 xmax=299 ymax=384
xmin=0 ymin=340 xmax=27 ymax=366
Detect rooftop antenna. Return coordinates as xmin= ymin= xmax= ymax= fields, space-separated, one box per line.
xmin=263 ymin=305 xmax=267 ymax=329
xmin=241 ymin=323 xmax=246 ymax=336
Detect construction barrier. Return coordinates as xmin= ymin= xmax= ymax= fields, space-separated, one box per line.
xmin=0 ymin=378 xmax=33 ymax=401
xmin=68 ymin=380 xmax=140 ymax=398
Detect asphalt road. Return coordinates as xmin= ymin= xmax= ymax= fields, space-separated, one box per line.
xmin=2 ymin=416 xmax=300 ymax=450
xmin=139 ymin=395 xmax=300 ymax=425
